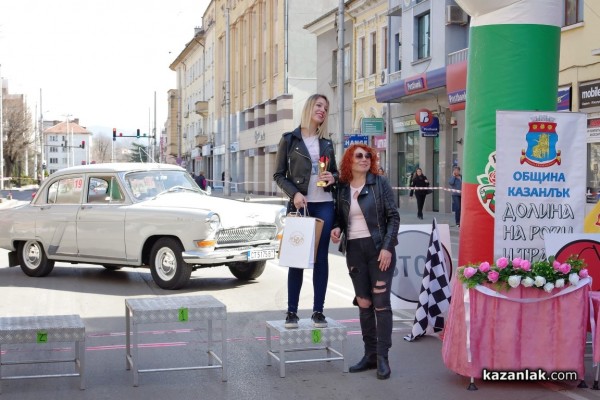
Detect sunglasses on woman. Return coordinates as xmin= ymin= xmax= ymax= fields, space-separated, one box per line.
xmin=354 ymin=152 xmax=372 ymax=160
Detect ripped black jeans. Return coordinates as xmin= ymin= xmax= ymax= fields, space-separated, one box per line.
xmin=346 ymin=237 xmax=396 ymax=357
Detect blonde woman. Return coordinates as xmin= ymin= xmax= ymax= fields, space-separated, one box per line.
xmin=273 ymin=94 xmax=339 ymax=329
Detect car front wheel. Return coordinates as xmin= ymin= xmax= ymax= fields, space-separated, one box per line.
xmin=149 ymin=238 xmax=192 ymax=290
xmin=228 ymin=260 xmax=266 ymax=281
xmin=18 ymin=240 xmax=55 ymax=277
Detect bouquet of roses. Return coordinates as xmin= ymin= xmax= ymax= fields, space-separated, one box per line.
xmin=458 ymin=256 xmax=588 ymax=293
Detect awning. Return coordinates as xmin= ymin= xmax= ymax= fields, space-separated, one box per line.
xmin=375 ymin=66 xmax=447 ymax=103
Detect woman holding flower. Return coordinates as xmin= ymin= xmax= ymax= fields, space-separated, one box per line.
xmin=273 ymin=94 xmax=339 ymax=329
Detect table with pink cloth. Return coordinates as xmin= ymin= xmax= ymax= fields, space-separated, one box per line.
xmin=590 ymin=292 xmax=600 ymax=365
xmin=442 ymin=278 xmax=591 ymax=379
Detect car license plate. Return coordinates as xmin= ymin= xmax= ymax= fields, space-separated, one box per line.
xmin=248 ymin=249 xmax=275 ymax=260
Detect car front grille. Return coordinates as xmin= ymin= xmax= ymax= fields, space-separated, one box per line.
xmin=216 ymin=225 xmax=277 ymax=245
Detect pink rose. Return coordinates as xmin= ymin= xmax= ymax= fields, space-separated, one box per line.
xmin=520 ymin=260 xmax=531 ymax=272
xmin=512 ymin=257 xmax=523 ymax=268
xmin=553 ymin=260 xmax=561 ymax=271
xmin=487 ymin=270 xmax=500 ymax=283
xmin=479 ymin=262 xmax=491 ymax=273
xmin=496 ymin=257 xmax=509 ymax=269
xmin=463 ymin=267 xmax=477 ymax=279
xmin=559 ymin=263 xmax=571 ymax=274
xmin=579 ymin=269 xmax=589 ymax=278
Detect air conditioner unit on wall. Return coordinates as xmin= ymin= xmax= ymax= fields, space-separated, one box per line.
xmin=446 ymin=5 xmax=468 ymax=25
xmin=380 ymin=70 xmax=388 ymax=85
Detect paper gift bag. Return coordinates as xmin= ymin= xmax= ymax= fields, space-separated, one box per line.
xmin=278 ymin=214 xmax=323 ymax=269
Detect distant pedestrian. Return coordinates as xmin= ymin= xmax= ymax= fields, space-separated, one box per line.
xmin=378 ymin=167 xmax=385 ymax=176
xmin=448 ymin=166 xmax=462 ymax=226
xmin=409 ymin=168 xmax=430 ymax=220
xmin=195 ymin=171 xmax=207 ymax=190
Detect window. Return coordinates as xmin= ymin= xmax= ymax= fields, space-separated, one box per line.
xmin=395 ymin=33 xmax=402 ymax=71
xmin=357 ymin=37 xmax=365 ymax=79
xmin=87 ymin=176 xmax=124 ymax=204
xmin=370 ymin=32 xmax=377 ymax=75
xmin=331 ymin=45 xmax=351 ymax=83
xmin=273 ymin=44 xmax=278 ymax=74
xmin=564 ymin=0 xmax=583 ymax=26
xmin=382 ymin=27 xmax=388 ymax=70
xmin=47 ymin=176 xmax=84 ymax=204
xmin=417 ymin=12 xmax=430 ymax=59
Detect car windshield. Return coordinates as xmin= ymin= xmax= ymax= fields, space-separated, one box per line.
xmin=124 ymin=170 xmax=200 ymax=201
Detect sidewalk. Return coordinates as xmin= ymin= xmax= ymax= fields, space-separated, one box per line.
xmin=217 ymin=191 xmax=459 ymax=232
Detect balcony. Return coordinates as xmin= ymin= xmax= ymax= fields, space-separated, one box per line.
xmin=195 ymin=101 xmax=208 ymax=116
xmin=448 ymin=48 xmax=469 ymax=65
xmin=195 ymin=133 xmax=208 ymax=146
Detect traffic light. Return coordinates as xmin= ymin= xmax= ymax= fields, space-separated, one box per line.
xmin=136 ymin=129 xmax=140 ymax=138
xmin=113 ymin=128 xmax=116 ymax=141
xmin=81 ymin=140 xmax=85 ymax=149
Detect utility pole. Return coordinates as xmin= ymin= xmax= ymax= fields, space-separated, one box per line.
xmin=153 ymin=91 xmax=157 ymax=162
xmin=224 ymin=1 xmax=231 ymax=196
xmin=336 ymin=0 xmax=345 ymax=159
xmin=38 ymin=89 xmax=43 ymax=182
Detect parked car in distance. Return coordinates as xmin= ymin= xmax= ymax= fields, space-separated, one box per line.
xmin=0 ymin=163 xmax=286 ymax=289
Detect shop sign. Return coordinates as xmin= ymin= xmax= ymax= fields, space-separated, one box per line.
xmin=361 ymin=118 xmax=385 ymax=135
xmin=405 ymin=74 xmax=427 ymax=94
xmin=420 ymin=116 xmax=439 ymax=137
xmin=344 ymin=135 xmax=369 ymax=148
xmin=579 ymin=80 xmax=600 ymax=109
xmin=415 ymin=108 xmax=433 ymax=127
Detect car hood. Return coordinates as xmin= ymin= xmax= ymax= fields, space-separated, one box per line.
xmin=138 ymin=192 xmax=282 ymax=227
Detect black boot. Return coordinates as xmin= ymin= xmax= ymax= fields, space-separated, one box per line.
xmin=349 ymin=354 xmax=377 ymax=373
xmin=376 ymin=355 xmax=391 ymax=380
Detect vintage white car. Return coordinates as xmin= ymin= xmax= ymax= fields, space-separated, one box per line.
xmin=0 ymin=163 xmax=286 ymax=289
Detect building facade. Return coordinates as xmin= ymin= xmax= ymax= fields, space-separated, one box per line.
xmin=43 ymin=119 xmax=91 ymax=174
xmin=558 ymin=0 xmax=600 ymax=211
xmin=375 ymin=0 xmax=469 ymax=213
xmin=170 ymin=0 xmax=338 ymax=193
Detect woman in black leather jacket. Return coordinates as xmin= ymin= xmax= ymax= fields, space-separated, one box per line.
xmin=331 ymin=144 xmax=400 ymax=380
xmin=409 ymin=168 xmax=430 ymax=219
xmin=273 ymin=94 xmax=338 ymax=330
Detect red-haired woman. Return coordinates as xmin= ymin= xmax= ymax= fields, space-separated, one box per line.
xmin=330 ymin=144 xmax=400 ymax=380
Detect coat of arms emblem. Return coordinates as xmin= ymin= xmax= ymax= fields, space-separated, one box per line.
xmin=520 ymin=117 xmax=561 ymax=167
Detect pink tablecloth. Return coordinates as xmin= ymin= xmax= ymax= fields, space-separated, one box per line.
xmin=591 ymin=292 xmax=600 ymax=364
xmin=442 ymin=278 xmax=590 ymax=378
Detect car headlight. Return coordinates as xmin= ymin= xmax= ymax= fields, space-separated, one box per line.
xmin=276 ymin=207 xmax=286 ymax=228
xmin=206 ymin=212 xmax=221 ymax=232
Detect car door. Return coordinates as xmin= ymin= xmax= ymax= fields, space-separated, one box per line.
xmin=76 ymin=175 xmax=127 ymax=262
xmin=35 ymin=175 xmax=84 ymax=258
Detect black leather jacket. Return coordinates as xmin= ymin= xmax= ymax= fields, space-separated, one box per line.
xmin=334 ymin=172 xmax=400 ymax=254
xmin=273 ymin=126 xmax=338 ymax=201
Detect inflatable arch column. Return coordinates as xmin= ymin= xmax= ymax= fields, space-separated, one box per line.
xmin=455 ymin=0 xmax=562 ymax=266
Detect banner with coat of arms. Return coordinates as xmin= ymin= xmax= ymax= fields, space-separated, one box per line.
xmin=494 ymin=111 xmax=587 ymax=261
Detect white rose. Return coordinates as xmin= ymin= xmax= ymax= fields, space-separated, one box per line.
xmin=521 ymin=277 xmax=535 ymax=287
xmin=543 ymin=282 xmax=555 ymax=293
xmin=555 ymin=278 xmax=565 ymax=288
xmin=508 ymin=275 xmax=522 ymax=288
xmin=534 ymin=276 xmax=546 ymax=287
xmin=569 ymin=273 xmax=580 ymax=285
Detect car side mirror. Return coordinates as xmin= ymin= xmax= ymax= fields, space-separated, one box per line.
xmin=205 ymin=186 xmax=212 ymax=196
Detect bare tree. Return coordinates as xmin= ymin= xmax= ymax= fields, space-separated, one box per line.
xmin=92 ymin=135 xmax=112 ymax=163
xmin=2 ymin=102 xmax=33 ymax=178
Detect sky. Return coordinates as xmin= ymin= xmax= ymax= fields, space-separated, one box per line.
xmin=0 ymin=0 xmax=210 ymax=136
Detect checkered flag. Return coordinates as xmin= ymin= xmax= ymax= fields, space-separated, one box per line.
xmin=404 ymin=218 xmax=452 ymax=342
